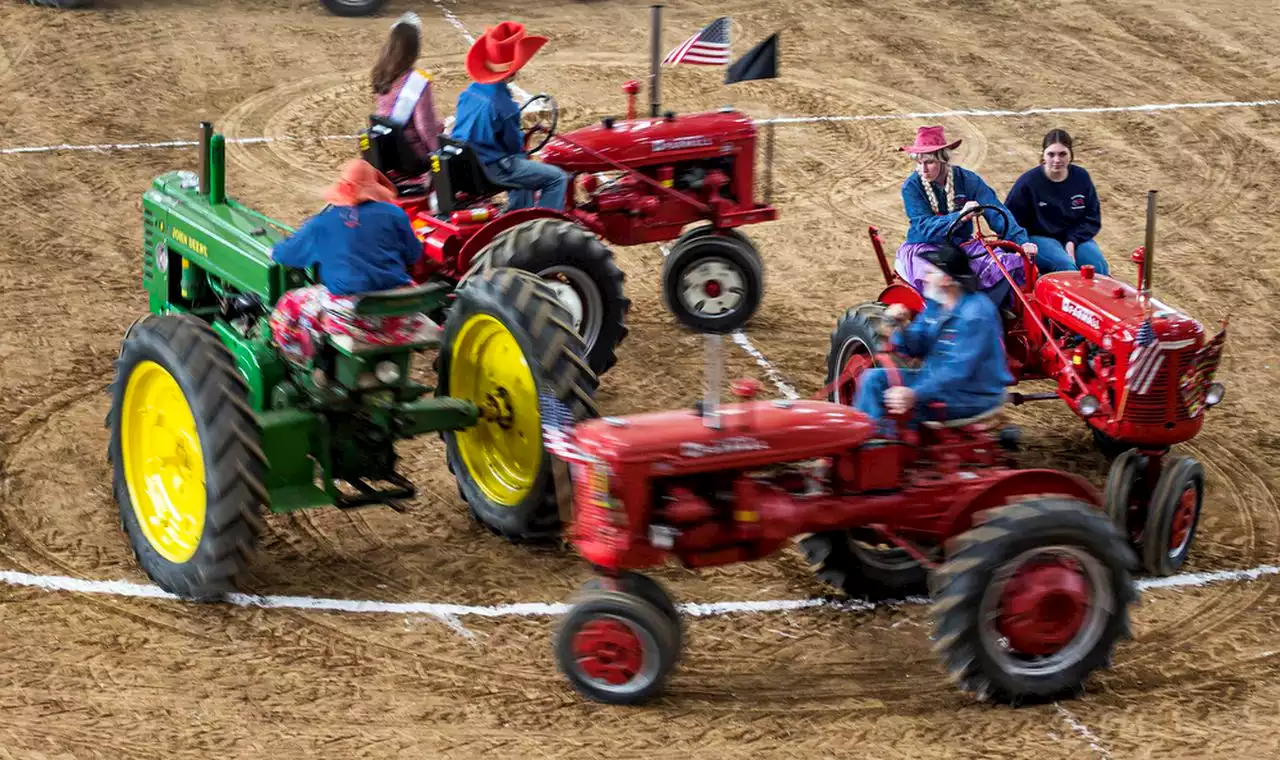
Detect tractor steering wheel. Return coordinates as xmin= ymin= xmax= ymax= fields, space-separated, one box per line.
xmin=945 ymin=202 xmax=1016 ymax=245
xmin=519 ymin=93 xmax=559 ymax=154
xmin=943 ymin=202 xmax=1035 ymax=283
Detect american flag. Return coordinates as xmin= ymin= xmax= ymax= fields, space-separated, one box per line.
xmin=1125 ymin=315 xmax=1165 ymax=395
xmin=663 ymin=16 xmax=732 ymax=66
xmin=538 ymin=389 xmax=589 ymax=463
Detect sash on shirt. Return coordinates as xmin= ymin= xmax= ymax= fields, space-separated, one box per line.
xmin=389 ymin=70 xmax=430 ymax=126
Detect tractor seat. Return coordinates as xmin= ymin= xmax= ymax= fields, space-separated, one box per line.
xmin=921 ymin=396 xmax=1009 ymax=429
xmin=430 ymin=136 xmax=524 ymax=215
xmin=351 ymin=281 xmax=453 ymax=318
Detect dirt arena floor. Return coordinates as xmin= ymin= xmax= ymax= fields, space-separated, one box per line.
xmin=2 ymin=0 xmax=1280 ymax=757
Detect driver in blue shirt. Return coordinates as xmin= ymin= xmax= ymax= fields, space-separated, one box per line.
xmin=856 ymin=243 xmax=1013 ymax=435
xmin=451 ymin=21 xmax=568 ymax=211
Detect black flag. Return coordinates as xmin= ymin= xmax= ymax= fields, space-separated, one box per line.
xmin=725 ymin=32 xmax=779 ymax=84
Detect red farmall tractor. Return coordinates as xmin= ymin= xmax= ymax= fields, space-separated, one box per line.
xmin=360 ymin=27 xmax=777 ymax=376
xmin=826 ymin=191 xmax=1228 ymax=580
xmin=543 ymin=295 xmax=1139 ymax=707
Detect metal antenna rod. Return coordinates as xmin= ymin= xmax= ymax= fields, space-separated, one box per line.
xmin=703 ymin=332 xmax=722 ymax=430
xmin=649 ymin=4 xmax=663 ymax=118
xmin=1142 ymin=189 xmax=1157 ymax=299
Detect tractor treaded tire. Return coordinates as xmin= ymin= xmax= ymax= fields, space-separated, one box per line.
xmin=106 ymin=313 xmax=269 ymax=601
xmin=438 ymin=266 xmax=600 ymax=542
xmin=320 ymin=0 xmax=387 ymax=17
xmin=1141 ymin=455 xmax=1203 ymax=577
xmin=826 ymin=303 xmax=892 ymax=405
xmin=929 ymin=498 xmax=1138 ymax=704
xmin=473 ymin=218 xmax=630 ymax=377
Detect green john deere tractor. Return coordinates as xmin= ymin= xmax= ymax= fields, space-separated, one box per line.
xmin=107 ymin=122 xmax=598 ymax=600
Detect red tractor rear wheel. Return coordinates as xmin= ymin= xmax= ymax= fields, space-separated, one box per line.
xmin=472 ymin=218 xmax=630 ymax=377
xmin=825 ymin=303 xmax=894 ymax=406
xmin=929 ymin=497 xmax=1138 ymax=704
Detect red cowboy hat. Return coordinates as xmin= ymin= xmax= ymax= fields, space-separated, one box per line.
xmin=465 ymin=21 xmax=548 ymax=84
xmin=323 ymin=159 xmax=398 ymax=206
xmin=899 ymin=125 xmax=962 ymax=154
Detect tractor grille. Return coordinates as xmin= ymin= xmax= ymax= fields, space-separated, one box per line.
xmin=142 ymin=208 xmax=158 ymax=285
xmin=1122 ymin=342 xmax=1202 ymax=424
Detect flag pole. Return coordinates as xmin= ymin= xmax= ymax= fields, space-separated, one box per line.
xmin=1141 ymin=189 xmax=1156 ymax=305
xmin=649 ymin=4 xmax=663 ymax=117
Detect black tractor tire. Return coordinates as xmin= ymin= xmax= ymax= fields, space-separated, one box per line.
xmin=320 ymin=0 xmax=387 ymax=16
xmin=437 ymin=267 xmax=600 ymax=541
xmin=1104 ymin=448 xmax=1148 ymax=552
xmin=583 ymin=571 xmax=684 ymax=656
xmin=470 ymin=218 xmax=630 ymax=377
xmin=106 ymin=314 xmax=269 ymax=601
xmin=28 ymin=0 xmax=93 ymax=7
xmin=661 ymin=226 xmax=764 ymax=334
xmin=1141 ymin=455 xmax=1204 ymax=577
xmin=800 ymin=529 xmax=934 ymax=601
xmin=929 ymin=498 xmax=1138 ymax=704
xmin=826 ymin=303 xmax=894 ymax=406
xmin=554 ymin=589 xmax=681 ymax=705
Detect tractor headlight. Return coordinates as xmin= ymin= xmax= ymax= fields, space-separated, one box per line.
xmin=374 ymin=360 xmax=401 ymax=385
xmin=1078 ymin=394 xmax=1101 ymax=417
xmin=1204 ymin=382 xmax=1225 ymax=407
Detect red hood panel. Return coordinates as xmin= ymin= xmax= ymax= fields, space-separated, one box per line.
xmin=540 ymin=110 xmax=757 ymax=170
xmin=571 ymin=400 xmax=876 ymax=470
xmin=1034 ymin=270 xmax=1204 ymax=342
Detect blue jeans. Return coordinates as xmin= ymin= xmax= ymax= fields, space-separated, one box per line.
xmin=485 ymin=155 xmax=569 ymax=211
xmin=854 ymin=367 xmax=1004 ymax=435
xmin=1029 ymin=236 xmax=1109 ymax=276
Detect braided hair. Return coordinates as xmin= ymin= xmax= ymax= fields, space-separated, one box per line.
xmin=912 ymin=148 xmax=955 ymax=215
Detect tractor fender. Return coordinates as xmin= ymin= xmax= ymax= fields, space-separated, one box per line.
xmin=943 ymin=468 xmax=1103 ymax=538
xmin=877 ymin=283 xmax=925 ymax=314
xmin=457 ymin=208 xmax=589 ymax=278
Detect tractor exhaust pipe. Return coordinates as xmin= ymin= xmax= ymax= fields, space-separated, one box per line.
xmin=1141 ymin=189 xmax=1156 ymax=300
xmin=649 ymin=4 xmax=663 ymax=117
xmin=198 ymin=121 xmax=212 ymax=196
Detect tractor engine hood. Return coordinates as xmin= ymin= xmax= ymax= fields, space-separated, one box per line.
xmin=540 ymin=110 xmax=757 ymax=172
xmin=570 ymin=399 xmax=876 ymax=472
xmin=1033 ymin=269 xmax=1205 ymax=344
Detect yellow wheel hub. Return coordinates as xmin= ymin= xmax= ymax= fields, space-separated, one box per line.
xmin=450 ymin=313 xmax=542 ymax=506
xmin=119 ymin=360 xmax=207 ymax=563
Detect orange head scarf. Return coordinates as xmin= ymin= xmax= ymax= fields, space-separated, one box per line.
xmin=323 ymin=159 xmax=398 ymax=206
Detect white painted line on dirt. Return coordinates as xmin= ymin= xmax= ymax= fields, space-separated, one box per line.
xmin=0 ymin=133 xmax=359 ymax=156
xmin=2 ymin=564 xmax=1276 ymax=619
xmin=4 ymin=96 xmax=1278 ymax=156
xmin=756 ymin=97 xmax=1280 ymax=124
xmin=1055 ymin=704 xmax=1113 ymax=759
xmin=731 ymin=331 xmax=801 ymax=400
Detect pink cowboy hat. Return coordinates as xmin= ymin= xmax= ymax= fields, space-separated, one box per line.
xmin=899 ymin=125 xmax=962 ymax=154
xmin=323 ymin=159 xmax=398 ymax=206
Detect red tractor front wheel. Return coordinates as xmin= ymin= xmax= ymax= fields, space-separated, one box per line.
xmin=1141 ymin=455 xmax=1204 ymax=576
xmin=554 ymin=586 xmax=681 ymax=705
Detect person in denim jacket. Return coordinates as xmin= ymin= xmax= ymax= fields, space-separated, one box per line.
xmin=856 ymin=243 xmax=1013 ymax=434
xmin=451 ymin=21 xmax=569 ymax=211
xmin=895 ymin=125 xmax=1037 ymax=310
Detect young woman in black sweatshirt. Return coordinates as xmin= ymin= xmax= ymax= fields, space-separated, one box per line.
xmin=1004 ymin=129 xmax=1109 ymax=275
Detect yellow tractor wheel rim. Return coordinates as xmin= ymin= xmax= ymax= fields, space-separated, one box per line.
xmin=119 ymin=360 xmax=207 ymax=564
xmin=450 ymin=313 xmax=542 ymax=507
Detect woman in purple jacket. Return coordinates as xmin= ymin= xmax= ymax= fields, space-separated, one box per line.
xmin=1004 ymin=129 xmax=1109 ymax=275
xmin=371 ymin=12 xmax=442 ymax=170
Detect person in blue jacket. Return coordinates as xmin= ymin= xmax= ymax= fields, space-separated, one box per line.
xmin=857 ymin=243 xmax=1013 ymax=435
xmin=1004 ymin=128 xmax=1109 ymax=275
xmin=450 ymin=21 xmax=568 ymax=211
xmin=268 ymin=159 xmax=432 ymax=365
xmin=895 ymin=125 xmax=1037 ymax=310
